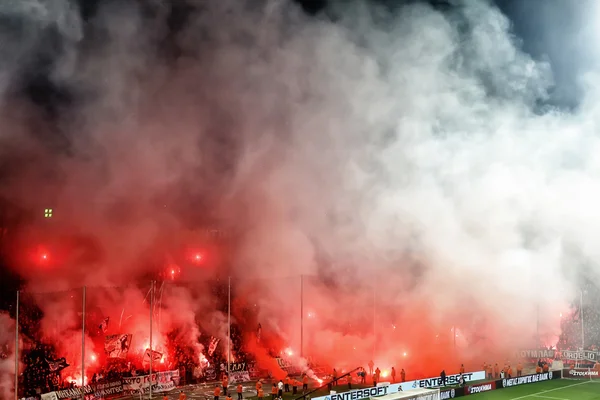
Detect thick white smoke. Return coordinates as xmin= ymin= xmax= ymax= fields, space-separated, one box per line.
xmin=1 ymin=0 xmax=600 ymax=394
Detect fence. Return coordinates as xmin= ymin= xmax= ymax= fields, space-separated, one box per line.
xmin=6 ymin=277 xmax=600 ymax=399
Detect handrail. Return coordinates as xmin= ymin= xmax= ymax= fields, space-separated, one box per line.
xmin=294 ymin=367 xmax=362 ymax=400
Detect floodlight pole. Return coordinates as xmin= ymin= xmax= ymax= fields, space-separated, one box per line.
xmin=300 ymin=274 xmax=304 ymax=358
xmin=14 ymin=290 xmax=19 ymax=400
xmin=373 ymin=278 xmax=376 ymax=359
xmin=227 ymin=277 xmax=231 ymax=374
xmin=580 ymin=290 xmax=585 ymax=350
xmin=149 ymin=281 xmax=154 ymax=399
xmin=453 ymin=326 xmax=456 ymax=350
xmin=536 ymin=304 xmax=539 ymax=347
xmin=82 ymin=286 xmax=86 ymax=400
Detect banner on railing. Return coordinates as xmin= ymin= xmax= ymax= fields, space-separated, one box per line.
xmin=229 ymin=371 xmax=251 ymax=383
xmin=40 ymin=369 xmax=180 ymax=400
xmin=122 ymin=369 xmax=180 ymax=394
xmin=516 ymin=349 xmax=599 ymax=362
xmin=228 ymin=362 xmax=248 ymax=372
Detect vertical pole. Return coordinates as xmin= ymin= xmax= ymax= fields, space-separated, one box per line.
xmin=580 ymin=290 xmax=585 ymax=350
xmin=536 ymin=303 xmax=540 ymax=348
xmin=149 ymin=281 xmax=154 ymax=399
xmin=82 ymin=286 xmax=86 ymax=399
xmin=373 ymin=278 xmax=376 ymax=359
xmin=14 ymin=291 xmax=19 ymax=400
xmin=453 ymin=326 xmax=456 ymax=350
xmin=300 ymin=275 xmax=304 ymax=358
xmin=228 ymin=277 xmax=231 ymax=374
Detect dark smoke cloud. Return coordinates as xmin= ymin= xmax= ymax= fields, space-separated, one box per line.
xmin=0 ymin=0 xmax=597 ymax=396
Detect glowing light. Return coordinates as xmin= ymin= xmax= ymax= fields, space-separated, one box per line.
xmin=382 ymin=370 xmax=389 ymax=378
xmin=90 ymin=354 xmax=96 ymax=362
xmin=560 ymin=313 xmax=563 ymax=317
xmin=307 ymin=312 xmax=315 ymax=318
xmin=41 ymin=254 xmax=47 ymax=260
xmin=317 ymin=379 xmax=323 ymax=384
xmin=392 ymin=324 xmax=396 ymax=329
xmin=285 ymin=348 xmax=293 ymax=356
xmin=171 ymin=270 xmax=175 ymax=275
xmin=403 ymin=352 xmax=407 ymax=357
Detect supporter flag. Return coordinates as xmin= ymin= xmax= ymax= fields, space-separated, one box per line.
xmin=143 ymin=348 xmax=163 ymax=367
xmin=208 ymin=336 xmax=220 ymax=356
xmin=99 ymin=317 xmax=110 ymax=333
xmin=572 ymin=303 xmax=580 ymax=323
xmin=257 ymin=323 xmax=262 ymax=343
xmin=105 ymin=333 xmax=132 ymax=359
xmin=46 ymin=357 xmax=69 ymax=372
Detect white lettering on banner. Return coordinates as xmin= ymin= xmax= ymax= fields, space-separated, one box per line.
xmin=312 ymin=372 xmax=484 ymax=400
xmin=518 ymin=349 xmax=599 ymax=362
xmin=94 ymin=380 xmax=124 ymax=397
xmin=562 ymin=350 xmax=597 ymax=362
xmin=517 ymin=350 xmax=557 ymax=359
xmin=401 ymin=371 xmax=485 ymax=390
xmin=325 ymin=385 xmax=391 ymax=400
xmin=122 ymin=370 xmax=180 ymax=394
xmin=40 ymin=393 xmax=58 ymax=400
xmin=502 ymin=372 xmax=553 ymax=388
xmin=55 ymin=386 xmax=94 ymax=399
xmin=469 ymin=384 xmax=492 ymax=394
xmin=567 ymin=369 xmax=600 ymax=377
xmin=440 ymin=389 xmax=456 ymax=400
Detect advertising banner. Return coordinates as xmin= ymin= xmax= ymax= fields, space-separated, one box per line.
xmin=313 ymin=371 xmax=484 ymax=400
xmin=401 ymin=371 xmax=486 ymax=391
xmin=563 ymin=368 xmax=600 ymax=379
xmin=440 ymin=387 xmax=465 ymax=399
xmin=465 ymin=381 xmax=495 ymax=395
xmin=498 ymin=371 xmax=561 ymax=388
xmin=321 ymin=385 xmax=393 ymax=400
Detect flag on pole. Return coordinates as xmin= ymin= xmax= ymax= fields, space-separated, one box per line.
xmin=257 ymin=323 xmax=262 ymax=343
xmin=208 ymin=336 xmax=220 ymax=356
xmin=99 ymin=317 xmax=110 ymax=333
xmin=143 ymin=348 xmax=163 ymax=367
xmin=46 ymin=357 xmax=69 ymax=372
xmin=105 ymin=334 xmax=132 ymax=358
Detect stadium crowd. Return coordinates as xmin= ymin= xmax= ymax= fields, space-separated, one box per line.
xmin=8 ymin=280 xmax=600 ymax=399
